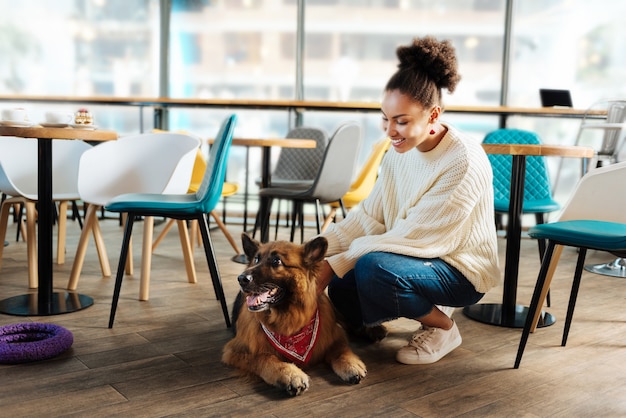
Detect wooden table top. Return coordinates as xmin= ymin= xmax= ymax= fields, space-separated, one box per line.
xmin=0 ymin=125 xmax=117 ymax=141
xmin=482 ymin=143 xmax=595 ymax=158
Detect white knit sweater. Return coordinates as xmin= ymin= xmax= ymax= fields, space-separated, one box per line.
xmin=321 ymin=124 xmax=501 ymax=294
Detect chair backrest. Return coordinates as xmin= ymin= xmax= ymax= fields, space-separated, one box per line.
xmin=195 ymin=114 xmax=237 ymax=213
xmin=557 ymin=161 xmax=626 ymax=223
xmin=594 ymin=100 xmax=626 ymax=157
xmin=342 ymin=138 xmax=390 ymax=207
xmin=308 ymin=122 xmax=362 ymax=203
xmin=188 ymin=149 xmax=208 ymax=193
xmin=149 ymin=128 xmax=206 ymax=193
xmin=271 ymin=126 xmax=329 ymax=181
xmin=484 ymin=129 xmax=555 ymax=204
xmin=0 ymin=137 xmax=92 ymax=200
xmin=78 ymin=132 xmax=200 ymax=205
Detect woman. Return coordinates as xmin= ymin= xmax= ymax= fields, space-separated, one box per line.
xmin=317 ymin=36 xmax=500 ymax=365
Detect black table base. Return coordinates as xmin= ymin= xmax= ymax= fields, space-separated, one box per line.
xmin=463 ymin=303 xmax=555 ymax=329
xmin=0 ymin=291 xmax=94 ymax=316
xmin=231 ymin=254 xmax=248 ymax=264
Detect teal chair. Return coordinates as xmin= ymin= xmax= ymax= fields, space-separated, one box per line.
xmin=105 ymin=114 xmax=237 ymax=328
xmin=514 ymin=162 xmax=626 ymax=368
xmin=486 ymin=129 xmax=561 ymax=247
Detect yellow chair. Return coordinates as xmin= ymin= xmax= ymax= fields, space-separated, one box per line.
xmin=321 ymin=138 xmax=390 ymax=232
xmin=152 ymin=148 xmax=242 ymax=269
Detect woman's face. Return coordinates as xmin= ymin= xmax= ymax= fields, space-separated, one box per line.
xmin=381 ymin=89 xmax=440 ymax=153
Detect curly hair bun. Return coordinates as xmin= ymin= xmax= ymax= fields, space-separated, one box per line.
xmin=396 ymin=36 xmax=461 ymax=94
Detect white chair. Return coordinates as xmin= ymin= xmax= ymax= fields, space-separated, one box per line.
xmin=514 ymin=162 xmax=626 ymax=368
xmin=67 ymin=132 xmax=200 ymax=300
xmin=550 ymin=99 xmax=626 ymax=278
xmin=0 ymin=137 xmax=92 ymax=288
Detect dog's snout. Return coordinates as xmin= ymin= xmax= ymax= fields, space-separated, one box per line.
xmin=238 ymin=273 xmax=253 ymax=286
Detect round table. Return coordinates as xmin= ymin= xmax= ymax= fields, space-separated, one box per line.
xmin=0 ymin=125 xmax=117 ymax=316
xmin=463 ymin=143 xmax=595 ymax=328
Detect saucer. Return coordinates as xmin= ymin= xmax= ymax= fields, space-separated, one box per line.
xmin=70 ymin=124 xmax=97 ymax=130
xmin=0 ymin=120 xmax=33 ymax=127
xmin=40 ymin=122 xmax=70 ymax=128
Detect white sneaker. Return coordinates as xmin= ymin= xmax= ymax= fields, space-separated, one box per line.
xmin=396 ymin=321 xmax=462 ymax=365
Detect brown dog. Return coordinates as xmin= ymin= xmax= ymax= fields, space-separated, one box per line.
xmin=222 ymin=233 xmax=367 ymax=396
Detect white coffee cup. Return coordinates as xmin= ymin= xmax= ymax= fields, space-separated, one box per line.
xmin=2 ymin=108 xmax=28 ymax=122
xmin=45 ymin=111 xmax=74 ymax=125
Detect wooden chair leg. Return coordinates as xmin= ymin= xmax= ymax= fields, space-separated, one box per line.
xmin=92 ymin=216 xmax=111 ymax=277
xmin=189 ymin=219 xmax=199 ymax=249
xmin=56 ymin=200 xmax=68 ymax=265
xmin=68 ymin=204 xmax=97 ymax=290
xmin=25 ymin=201 xmax=38 ymax=289
xmin=152 ymin=218 xmax=176 ymax=252
xmin=139 ymin=216 xmax=154 ymax=301
xmin=109 ymin=214 xmax=136 ymax=328
xmin=121 ymin=213 xmax=133 ymax=275
xmin=529 ymin=244 xmax=563 ymax=333
xmin=177 ymin=219 xmax=197 ymax=284
xmin=321 ymin=207 xmax=337 ymax=233
xmin=210 ymin=210 xmax=242 ymax=255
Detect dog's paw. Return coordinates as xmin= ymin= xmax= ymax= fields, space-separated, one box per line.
xmin=280 ymin=373 xmax=310 ymax=396
xmin=275 ymin=364 xmax=310 ymax=396
xmin=332 ymin=355 xmax=367 ymax=385
xmin=283 ymin=378 xmax=309 ymax=396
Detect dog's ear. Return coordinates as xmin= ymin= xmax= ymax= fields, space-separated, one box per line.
xmin=303 ymin=236 xmax=328 ymax=265
xmin=241 ymin=233 xmax=260 ymax=260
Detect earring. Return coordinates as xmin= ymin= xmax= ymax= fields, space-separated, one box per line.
xmin=430 ymin=129 xmax=436 ymax=135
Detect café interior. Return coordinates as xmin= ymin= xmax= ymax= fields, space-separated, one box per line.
xmin=1 ymin=1 xmax=626 ymax=416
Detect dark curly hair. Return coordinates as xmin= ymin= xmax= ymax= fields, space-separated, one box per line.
xmin=385 ymin=36 xmax=461 ymax=108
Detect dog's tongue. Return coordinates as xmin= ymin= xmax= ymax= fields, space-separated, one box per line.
xmin=246 ymin=292 xmax=271 ymax=308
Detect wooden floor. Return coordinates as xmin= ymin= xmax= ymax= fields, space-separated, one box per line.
xmin=1 ymin=213 xmax=626 ymax=417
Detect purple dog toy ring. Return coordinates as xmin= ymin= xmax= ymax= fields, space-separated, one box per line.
xmin=0 ymin=323 xmax=73 ymax=364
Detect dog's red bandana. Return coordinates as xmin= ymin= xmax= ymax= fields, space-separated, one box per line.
xmin=261 ymin=309 xmax=320 ymax=366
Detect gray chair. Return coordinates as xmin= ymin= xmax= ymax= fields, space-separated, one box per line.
xmin=267 ymin=126 xmax=329 ymax=188
xmin=257 ymin=122 xmax=362 ymax=243
xmin=253 ymin=126 xmax=328 ymax=239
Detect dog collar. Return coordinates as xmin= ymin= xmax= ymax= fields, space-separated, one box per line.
xmin=261 ymin=309 xmax=320 ymax=366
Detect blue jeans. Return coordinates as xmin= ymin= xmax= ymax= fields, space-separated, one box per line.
xmin=328 ymin=252 xmax=484 ymax=328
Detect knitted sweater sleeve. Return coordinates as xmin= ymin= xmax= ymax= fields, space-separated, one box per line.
xmin=321 ymin=128 xmax=501 ymax=293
